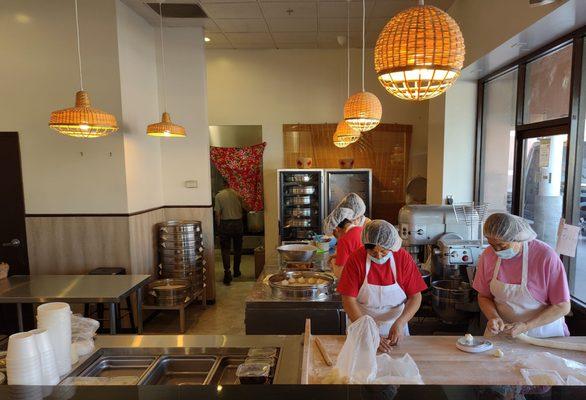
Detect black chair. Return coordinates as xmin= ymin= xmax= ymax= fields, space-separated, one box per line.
xmin=83 ymin=267 xmax=136 ymax=333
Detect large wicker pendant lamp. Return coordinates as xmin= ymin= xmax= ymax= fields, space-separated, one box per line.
xmin=49 ymin=0 xmax=118 ymax=138
xmin=343 ymin=0 xmax=382 ymax=132
xmin=147 ymin=1 xmax=186 ymax=137
xmin=334 ymin=1 xmax=361 ymax=147
xmin=374 ymin=0 xmax=465 ymax=101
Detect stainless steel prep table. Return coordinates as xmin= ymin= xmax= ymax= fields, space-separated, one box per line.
xmin=245 ymin=252 xmax=346 ymax=335
xmin=0 ymin=274 xmax=151 ymax=334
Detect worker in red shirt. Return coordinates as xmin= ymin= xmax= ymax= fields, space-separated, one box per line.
xmin=338 ymin=220 xmax=426 ymax=352
xmin=323 ymin=207 xmax=364 ymax=278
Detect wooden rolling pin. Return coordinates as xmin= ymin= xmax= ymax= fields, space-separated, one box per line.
xmin=314 ymin=337 xmax=333 ymax=366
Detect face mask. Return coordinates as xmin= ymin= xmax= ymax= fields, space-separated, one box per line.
xmin=495 ymin=246 xmax=519 ymax=259
xmin=369 ymin=252 xmax=392 ymax=265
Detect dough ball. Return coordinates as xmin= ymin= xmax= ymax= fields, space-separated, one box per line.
xmin=280 ymin=279 xmax=289 ymax=286
xmin=492 ymin=349 xmax=504 ymax=358
xmin=297 ymin=277 xmax=306 ymax=284
xmin=307 ymin=278 xmax=317 ymax=284
xmin=288 ymin=277 xmax=296 ymax=284
xmin=464 ymin=333 xmax=474 ymax=345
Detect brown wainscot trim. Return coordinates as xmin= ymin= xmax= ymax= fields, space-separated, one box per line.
xmin=26 ymin=204 xmax=213 ymax=218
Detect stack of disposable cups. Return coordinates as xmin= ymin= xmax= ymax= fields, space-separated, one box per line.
xmin=29 ymin=329 xmax=60 ymax=385
xmin=6 ymin=332 xmax=42 ymax=385
xmin=36 ymin=302 xmax=72 ymax=376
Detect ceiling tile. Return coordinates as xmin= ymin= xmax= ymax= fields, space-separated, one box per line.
xmin=200 ymin=2 xmax=263 ymax=19
xmin=215 ymin=18 xmax=268 ymax=32
xmin=203 ymin=18 xmax=222 ymax=32
xmin=369 ymin=1 xmax=408 ymax=18
xmin=272 ymin=32 xmax=317 ymax=43
xmin=204 ymin=32 xmax=232 ymax=45
xmin=198 ymin=0 xmax=256 ymax=3
xmin=260 ymin=2 xmax=317 ymax=18
xmin=227 ymin=32 xmax=274 ymax=44
xmin=277 ymin=42 xmax=318 ymax=49
xmin=319 ymin=18 xmax=363 ymax=32
xmin=318 ymin=1 xmax=374 ymax=19
xmin=267 ymin=17 xmax=317 ymax=32
xmin=234 ymin=42 xmax=276 ymax=49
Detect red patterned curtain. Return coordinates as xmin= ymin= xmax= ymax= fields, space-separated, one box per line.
xmin=210 ymin=143 xmax=266 ymax=211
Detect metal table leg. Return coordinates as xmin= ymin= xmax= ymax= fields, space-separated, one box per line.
xmin=109 ymin=302 xmax=117 ymax=334
xmin=16 ymin=303 xmax=24 ymax=332
xmin=136 ymin=287 xmax=143 ymax=334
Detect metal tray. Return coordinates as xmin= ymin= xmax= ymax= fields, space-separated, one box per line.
xmin=288 ymin=207 xmax=312 ymax=218
xmin=158 ymin=221 xmax=202 ymax=235
xmin=78 ymin=356 xmax=156 ymax=379
xmin=284 ymin=196 xmax=311 ymax=206
xmin=286 ymin=174 xmax=312 ymax=183
xmin=208 ymin=357 xmax=247 ymax=385
xmin=287 ymin=186 xmax=316 ymax=195
xmin=268 ymin=271 xmax=334 ymax=300
xmin=140 ymin=356 xmax=217 ymax=385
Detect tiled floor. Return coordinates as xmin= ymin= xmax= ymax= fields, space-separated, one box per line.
xmin=143 ymin=250 xmax=257 ymax=335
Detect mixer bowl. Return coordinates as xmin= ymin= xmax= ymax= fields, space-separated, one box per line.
xmin=431 ymin=280 xmax=475 ymax=324
xmin=277 ymin=244 xmax=318 ymax=262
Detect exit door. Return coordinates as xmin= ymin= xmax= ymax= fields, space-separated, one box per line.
xmin=0 ymin=132 xmax=30 ymax=334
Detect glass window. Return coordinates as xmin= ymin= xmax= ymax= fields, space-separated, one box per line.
xmin=523 ymin=44 xmax=572 ymax=124
xmin=519 ymin=134 xmax=567 ymax=248
xmin=481 ymin=70 xmax=518 ymax=211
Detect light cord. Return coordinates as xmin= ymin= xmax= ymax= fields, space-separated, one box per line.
xmin=74 ymin=0 xmax=83 ymax=90
xmin=159 ymin=1 xmax=168 ymax=112
xmin=347 ymin=0 xmax=350 ymax=98
xmin=361 ymin=0 xmax=365 ymax=92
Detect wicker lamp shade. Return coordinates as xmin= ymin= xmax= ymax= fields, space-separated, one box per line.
xmin=147 ymin=112 xmax=186 ymax=137
xmin=333 ymin=130 xmax=351 ymax=148
xmin=343 ymin=91 xmax=382 ymax=132
xmin=374 ymin=4 xmax=465 ymax=101
xmin=334 ymin=120 xmax=361 ymax=144
xmin=49 ymin=91 xmax=118 ymax=138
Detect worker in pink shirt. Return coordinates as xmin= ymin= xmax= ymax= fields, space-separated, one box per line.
xmin=473 ymin=213 xmax=571 ymax=338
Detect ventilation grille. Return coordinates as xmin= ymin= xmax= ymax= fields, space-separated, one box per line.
xmin=147 ymin=3 xmax=208 ymax=18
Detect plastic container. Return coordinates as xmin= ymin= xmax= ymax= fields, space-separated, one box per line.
xmin=247 ymin=347 xmax=277 ymax=359
xmin=520 ymin=368 xmax=565 ymax=386
xmin=37 ymin=302 xmax=72 ymax=376
xmin=235 ymin=362 xmax=271 ymax=384
xmin=245 ymin=357 xmax=275 ymax=375
xmin=6 ymin=333 xmax=42 ymax=385
xmin=31 ymin=329 xmax=60 ymax=385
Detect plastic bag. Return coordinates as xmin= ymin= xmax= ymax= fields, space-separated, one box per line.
xmin=333 ymin=315 xmax=423 ymax=384
xmin=71 ymin=314 xmax=99 ymax=356
xmin=522 ymin=352 xmax=586 ymax=384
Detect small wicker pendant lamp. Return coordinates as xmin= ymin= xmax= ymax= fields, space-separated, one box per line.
xmin=334 ymin=1 xmax=361 ymax=146
xmin=374 ymin=0 xmax=465 ymax=101
xmin=49 ymin=0 xmax=118 ymax=138
xmin=343 ymin=0 xmax=382 ymax=132
xmin=147 ymin=1 xmax=186 ymax=137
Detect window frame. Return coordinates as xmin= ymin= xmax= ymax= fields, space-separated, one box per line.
xmin=474 ymin=27 xmax=585 ymax=306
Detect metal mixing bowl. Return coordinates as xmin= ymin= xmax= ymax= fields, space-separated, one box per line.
xmin=276 ymin=244 xmax=318 ymax=262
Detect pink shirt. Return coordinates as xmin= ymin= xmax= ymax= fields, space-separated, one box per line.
xmin=473 ymin=239 xmax=570 ymax=305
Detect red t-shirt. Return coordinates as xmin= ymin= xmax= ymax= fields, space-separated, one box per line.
xmin=335 ymin=226 xmax=364 ymax=267
xmin=337 ymin=247 xmax=427 ymax=298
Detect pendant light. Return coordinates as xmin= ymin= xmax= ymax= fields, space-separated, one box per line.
xmin=343 ymin=0 xmax=382 ymax=132
xmin=334 ymin=1 xmax=361 ymax=146
xmin=49 ymin=0 xmax=118 ymax=138
xmin=333 ymin=130 xmax=351 ymax=148
xmin=374 ymin=0 xmax=465 ymax=101
xmin=147 ymin=1 xmax=186 ymax=137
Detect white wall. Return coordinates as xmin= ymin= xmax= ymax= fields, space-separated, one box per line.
xmin=116 ymin=0 xmax=164 ymax=213
xmin=0 ymin=0 xmax=128 ymax=213
xmin=159 ymin=27 xmax=212 ymax=206
xmin=206 ymin=48 xmax=429 ymax=253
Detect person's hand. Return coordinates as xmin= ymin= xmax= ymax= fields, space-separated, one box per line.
xmin=487 ymin=317 xmax=506 ymax=335
xmin=504 ymin=322 xmax=529 ymax=338
xmin=388 ymin=319 xmax=406 ymax=345
xmin=378 ymin=337 xmax=392 ymax=353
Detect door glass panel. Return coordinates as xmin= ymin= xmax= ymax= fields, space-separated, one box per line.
xmin=520 ymin=134 xmax=567 ymax=248
xmin=481 ymin=70 xmax=518 ymax=211
xmin=523 ymin=44 xmax=572 ymax=124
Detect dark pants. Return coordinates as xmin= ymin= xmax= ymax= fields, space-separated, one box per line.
xmin=219 ymin=219 xmax=244 ymax=273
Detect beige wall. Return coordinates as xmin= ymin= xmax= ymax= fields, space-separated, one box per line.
xmin=206 ymin=48 xmax=429 ymax=253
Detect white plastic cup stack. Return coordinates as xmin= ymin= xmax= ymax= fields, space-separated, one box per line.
xmin=36 ymin=302 xmax=72 ymax=376
xmin=6 ymin=332 xmax=42 ymax=385
xmin=29 ymin=329 xmax=60 ymax=385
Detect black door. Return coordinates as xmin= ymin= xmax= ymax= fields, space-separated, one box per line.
xmin=0 ymin=132 xmax=31 ymax=334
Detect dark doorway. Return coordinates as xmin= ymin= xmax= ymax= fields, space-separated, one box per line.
xmin=0 ymin=132 xmax=31 ymax=334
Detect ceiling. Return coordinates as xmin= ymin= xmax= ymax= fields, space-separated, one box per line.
xmin=121 ymin=0 xmax=456 ymax=49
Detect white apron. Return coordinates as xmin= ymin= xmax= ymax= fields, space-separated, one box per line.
xmin=488 ymin=242 xmax=566 ymax=338
xmin=351 ymin=254 xmax=409 ymax=337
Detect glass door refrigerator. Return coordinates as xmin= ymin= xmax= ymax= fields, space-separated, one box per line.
xmin=324 ymin=169 xmax=372 ymax=217
xmin=278 ymin=169 xmax=325 ymax=243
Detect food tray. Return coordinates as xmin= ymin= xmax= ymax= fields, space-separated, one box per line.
xmin=268 ymin=271 xmax=334 ymax=300
xmin=520 ymin=369 xmax=565 ymax=386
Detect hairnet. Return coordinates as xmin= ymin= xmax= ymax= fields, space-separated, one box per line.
xmin=322 ymin=207 xmax=355 ymax=234
xmin=361 ymin=220 xmax=402 ymax=252
xmin=483 ymin=213 xmax=537 ymax=242
xmin=337 ymin=193 xmax=366 ymax=221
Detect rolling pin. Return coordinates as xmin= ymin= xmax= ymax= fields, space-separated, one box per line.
xmin=315 ymin=337 xmax=333 ymax=366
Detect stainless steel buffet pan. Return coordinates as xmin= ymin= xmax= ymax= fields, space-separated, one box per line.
xmin=288 ymin=207 xmax=312 ymax=217
xmin=288 ymin=186 xmax=315 ymax=195
xmin=285 ymin=218 xmax=312 ymax=228
xmin=286 ymin=174 xmax=312 ymax=183
xmin=268 ymin=271 xmax=334 ymax=300
xmin=285 ymin=196 xmax=311 ymax=206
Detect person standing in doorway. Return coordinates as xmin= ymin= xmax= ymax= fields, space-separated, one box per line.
xmin=214 ymin=179 xmax=246 ymax=285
